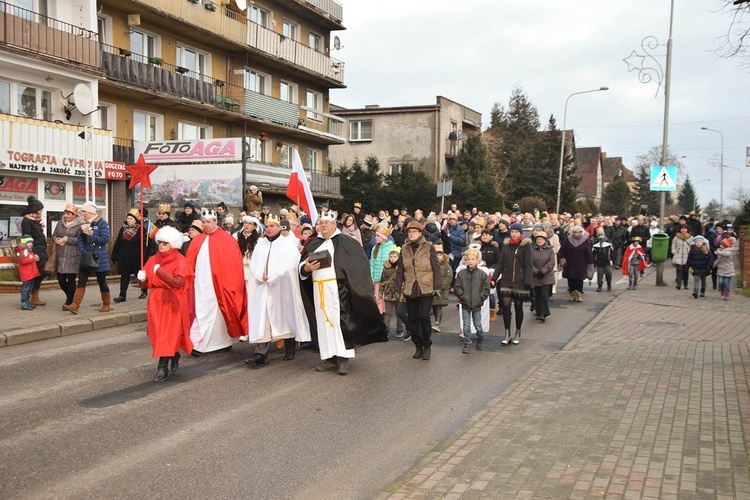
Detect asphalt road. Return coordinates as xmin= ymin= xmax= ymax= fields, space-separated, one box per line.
xmin=0 ymin=284 xmax=617 ymax=500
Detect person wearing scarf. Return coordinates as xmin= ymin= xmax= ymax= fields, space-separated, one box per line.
xmin=340 ymin=213 xmax=362 ymax=245
xmin=558 ymin=225 xmax=594 ymax=303
xmin=111 ymin=209 xmax=147 ymax=302
xmin=137 ymin=226 xmax=194 ymax=382
xmin=491 ymin=222 xmax=533 ymax=345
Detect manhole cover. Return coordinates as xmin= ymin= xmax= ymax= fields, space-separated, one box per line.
xmin=640 ymin=322 xmax=681 ymax=328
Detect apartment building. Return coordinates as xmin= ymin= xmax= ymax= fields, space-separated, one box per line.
xmin=328 ymin=96 xmax=482 ymax=183
xmin=0 ymin=0 xmax=346 ymax=267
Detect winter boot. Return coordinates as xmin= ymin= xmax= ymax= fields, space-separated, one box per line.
xmin=576 ymin=290 xmax=583 ymax=302
xmin=413 ymin=346 xmax=424 ymax=359
xmin=30 ymin=290 xmax=46 ymax=306
xmin=422 ymin=346 xmax=431 ymax=360
xmin=63 ymin=288 xmax=86 ymax=314
xmin=170 ymin=352 xmax=181 ymax=372
xmin=627 ymin=279 xmax=633 ymax=290
xmin=724 ymin=290 xmax=730 ymax=301
xmin=99 ymin=291 xmax=111 ymax=312
xmin=490 ymin=308 xmax=497 ymax=322
xmin=501 ymin=329 xmax=511 ymax=345
xmin=21 ymin=302 xmax=34 ymax=310
xmin=476 ymin=337 xmax=484 ymax=350
xmin=692 ymin=288 xmax=698 ymax=299
xmin=700 ymin=288 xmax=705 ymax=297
xmin=154 ymin=357 xmax=170 ymax=382
xmin=512 ymin=329 xmax=521 ymax=345
xmin=462 ymin=342 xmax=471 ymax=354
xmin=113 ymin=292 xmax=127 ymax=303
xmin=569 ymin=291 xmax=576 ymax=302
xmin=138 ymin=289 xmax=148 ymax=299
xmin=607 ymin=281 xmax=612 ymax=292
xmin=596 ymin=283 xmax=602 ymax=292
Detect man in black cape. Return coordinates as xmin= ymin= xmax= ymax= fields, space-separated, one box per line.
xmin=299 ymin=210 xmax=387 ymax=375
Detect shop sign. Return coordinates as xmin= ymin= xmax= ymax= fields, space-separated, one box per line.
xmin=0 ymin=150 xmax=105 ymax=179
xmin=0 ymin=175 xmax=38 ymax=202
xmin=44 ymin=180 xmax=67 ymax=201
xmin=135 ymin=138 xmax=240 ymax=163
xmin=72 ymin=182 xmax=105 ymax=206
xmin=104 ymin=161 xmax=127 ymax=181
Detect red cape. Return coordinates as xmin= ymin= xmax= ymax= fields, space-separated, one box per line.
xmin=185 ymin=229 xmax=248 ymax=337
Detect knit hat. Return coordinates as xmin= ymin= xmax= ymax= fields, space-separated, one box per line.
xmin=223 ymin=215 xmax=234 ymax=226
xmin=509 ymin=222 xmax=523 ymax=233
xmin=570 ymin=225 xmax=584 ymax=233
xmin=184 ymin=202 xmax=195 ymax=210
xmin=23 ymin=196 xmax=44 ymax=215
xmin=79 ymin=201 xmax=98 ymax=214
xmin=21 ymin=234 xmax=33 ymax=245
xmin=693 ymin=235 xmax=706 ymax=244
xmin=189 ymin=220 xmax=203 ymax=233
xmin=154 ymin=226 xmax=183 ymax=250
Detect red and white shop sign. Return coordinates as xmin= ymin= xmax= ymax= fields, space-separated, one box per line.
xmin=0 ymin=175 xmax=38 ymax=202
xmin=135 ymin=138 xmax=240 ymax=163
xmin=104 ymin=161 xmax=127 ymax=181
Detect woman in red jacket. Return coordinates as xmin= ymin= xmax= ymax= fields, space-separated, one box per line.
xmin=137 ymin=226 xmax=194 ymax=382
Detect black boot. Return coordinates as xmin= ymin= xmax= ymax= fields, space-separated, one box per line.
xmin=284 ymin=338 xmax=296 ymax=360
xmin=139 ymin=289 xmax=148 ymax=299
xmin=596 ymin=283 xmax=602 ymax=292
xmin=170 ymin=352 xmax=180 ymax=373
xmin=501 ymin=329 xmax=511 ymax=345
xmin=413 ymin=346 xmax=424 ymax=359
xmin=154 ymin=357 xmax=170 ymax=382
xmin=113 ymin=294 xmax=126 ymax=303
xmin=607 ymin=281 xmax=612 ymax=291
xmin=700 ymin=288 xmax=705 ymax=297
xmin=422 ymin=346 xmax=431 ymax=360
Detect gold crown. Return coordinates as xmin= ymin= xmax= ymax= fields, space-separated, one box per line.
xmin=353 ymin=202 xmax=362 ymax=208
xmin=127 ymin=208 xmax=141 ymax=219
xmin=265 ymin=213 xmax=280 ymax=225
xmin=158 ymin=203 xmax=170 ymax=213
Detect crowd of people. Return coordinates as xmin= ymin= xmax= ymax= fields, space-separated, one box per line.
xmin=14 ymin=193 xmax=741 ymax=381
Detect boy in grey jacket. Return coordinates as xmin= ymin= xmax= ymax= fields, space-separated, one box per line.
xmin=455 ymin=248 xmax=490 ymax=353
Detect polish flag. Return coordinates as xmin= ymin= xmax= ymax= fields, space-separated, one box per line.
xmin=286 ymin=149 xmax=318 ymax=225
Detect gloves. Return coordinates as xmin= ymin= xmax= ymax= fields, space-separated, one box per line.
xmin=535 ymin=271 xmax=544 ymax=279
xmin=153 ymin=264 xmax=160 ymax=273
xmin=433 ymin=290 xmax=441 ymax=299
xmin=524 ymin=283 xmax=531 ymax=290
xmin=137 ymin=270 xmax=146 ymax=282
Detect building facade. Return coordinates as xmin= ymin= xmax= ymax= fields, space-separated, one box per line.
xmin=328 ymin=96 xmax=481 ymax=182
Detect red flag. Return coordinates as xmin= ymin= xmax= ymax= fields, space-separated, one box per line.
xmin=285 ymin=149 xmax=318 ymax=225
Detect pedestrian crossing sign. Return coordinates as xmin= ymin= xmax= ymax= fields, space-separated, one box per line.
xmin=650 ymin=166 xmax=677 ymax=191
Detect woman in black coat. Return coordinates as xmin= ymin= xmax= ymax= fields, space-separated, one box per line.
xmin=20 ymin=196 xmax=48 ymax=306
xmin=491 ymin=223 xmax=532 ymax=345
xmin=111 ymin=209 xmax=147 ymax=302
xmin=558 ymin=225 xmax=594 ymax=303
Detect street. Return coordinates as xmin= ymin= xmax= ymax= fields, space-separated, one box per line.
xmin=1 ymin=285 xmax=613 ymax=499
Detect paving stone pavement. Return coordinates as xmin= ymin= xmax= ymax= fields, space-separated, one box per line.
xmin=382 ymin=272 xmax=750 ymax=499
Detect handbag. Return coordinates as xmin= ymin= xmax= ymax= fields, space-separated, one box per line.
xmin=79 ymin=251 xmax=99 ymax=272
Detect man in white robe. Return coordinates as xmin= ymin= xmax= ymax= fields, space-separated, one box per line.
xmin=244 ymin=215 xmax=310 ymax=368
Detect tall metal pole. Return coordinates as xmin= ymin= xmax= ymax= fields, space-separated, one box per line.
xmin=701 ymin=127 xmax=724 ymax=220
xmin=555 ymin=87 xmax=609 ymax=214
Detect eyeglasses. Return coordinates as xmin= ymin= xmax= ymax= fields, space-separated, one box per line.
xmin=156 ymin=241 xmax=170 ymax=246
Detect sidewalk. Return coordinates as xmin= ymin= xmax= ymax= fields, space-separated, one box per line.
xmin=0 ymin=285 xmax=146 ymax=347
xmin=382 ymin=273 xmax=750 ymax=499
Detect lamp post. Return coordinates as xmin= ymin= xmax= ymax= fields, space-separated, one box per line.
xmin=555 ymin=87 xmax=609 ymax=214
xmin=701 ymin=127 xmax=724 ymax=219
xmin=693 ymin=178 xmax=711 ymax=213
xmin=723 ymin=165 xmax=743 ymax=194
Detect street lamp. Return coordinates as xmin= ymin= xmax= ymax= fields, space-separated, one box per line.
xmin=693 ymin=178 xmax=711 ymax=213
xmin=556 ymin=87 xmax=609 ymax=214
xmin=700 ymin=127 xmax=724 ymax=219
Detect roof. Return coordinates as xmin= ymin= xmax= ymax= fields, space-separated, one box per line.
xmin=602 ymin=157 xmax=637 ymax=183
xmin=575 ymin=147 xmax=601 ymax=174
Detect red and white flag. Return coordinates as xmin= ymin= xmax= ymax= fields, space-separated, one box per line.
xmin=286 ymin=149 xmax=318 ymax=225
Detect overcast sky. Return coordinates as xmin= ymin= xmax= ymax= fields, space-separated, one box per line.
xmin=330 ymin=0 xmax=750 ymax=209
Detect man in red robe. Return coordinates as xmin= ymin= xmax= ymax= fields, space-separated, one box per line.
xmin=185 ymin=209 xmax=247 ymax=355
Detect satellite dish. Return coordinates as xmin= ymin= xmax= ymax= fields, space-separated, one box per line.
xmin=234 ymin=0 xmax=247 ymax=11
xmin=71 ymin=83 xmax=96 ymax=115
xmin=333 ymin=36 xmax=341 ymax=50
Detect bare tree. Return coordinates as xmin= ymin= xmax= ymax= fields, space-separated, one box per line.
xmin=714 ymin=1 xmax=750 ymax=65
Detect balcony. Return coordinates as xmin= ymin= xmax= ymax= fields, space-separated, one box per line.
xmin=133 ymin=0 xmax=247 ymax=43
xmin=248 ymin=21 xmax=344 ymax=85
xmin=246 ymin=160 xmax=340 ymax=197
xmin=0 ymin=1 xmax=99 ymax=70
xmin=304 ymin=0 xmax=343 ymax=24
xmin=101 ymin=44 xmax=217 ymax=104
xmin=445 ymin=139 xmax=463 ymax=159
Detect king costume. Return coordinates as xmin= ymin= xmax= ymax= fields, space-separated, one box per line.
xmin=299 ymin=223 xmax=388 ymax=364
xmin=185 ymin=216 xmax=247 ymax=354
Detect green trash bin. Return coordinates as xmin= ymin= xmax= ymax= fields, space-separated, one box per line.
xmin=650 ymin=232 xmax=669 ymax=263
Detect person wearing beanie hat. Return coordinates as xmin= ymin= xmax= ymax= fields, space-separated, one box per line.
xmin=21 ymin=196 xmax=48 ymax=306
xmin=137 ymin=225 xmax=195 ymax=381
xmin=492 ymin=219 xmax=533 ymax=345
xmin=394 ymin=215 xmax=441 ymax=360
xmin=715 ymin=236 xmax=737 ymax=300
xmin=558 ymin=223 xmax=594 ymax=303
xmin=52 ymin=202 xmax=84 ymax=308
xmin=685 ymin=234 xmax=714 ymax=298
xmin=111 ymin=208 xmax=146 ymax=303
xmin=370 ymin=222 xmax=395 ymax=316
xmin=177 ymin=202 xmax=201 ymax=233
xmin=16 ymin=234 xmax=40 ymax=310
xmin=222 ymin=214 xmax=235 ymax=233
xmin=64 ymin=200 xmax=112 ymax=314
xmin=422 ymin=213 xmax=442 ymax=247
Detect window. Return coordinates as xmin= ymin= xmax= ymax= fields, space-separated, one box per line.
xmin=390 ymin=164 xmax=401 ymax=175
xmin=306 ymin=90 xmax=322 ymax=122
xmin=97 ymin=14 xmax=111 ymax=45
xmin=249 ymin=4 xmax=270 ymax=28
xmin=247 ymin=137 xmax=265 ymax=162
xmin=309 ymin=32 xmax=321 ymax=52
xmin=0 ymin=80 xmax=9 ymax=114
xmin=130 ymin=29 xmax=157 ymax=60
xmin=282 ymin=20 xmax=298 ymax=41
xmin=280 ymin=144 xmax=297 ymax=168
xmin=178 ymin=121 xmax=210 ymax=140
xmin=280 ymin=80 xmax=297 ymax=103
xmin=17 ymin=84 xmax=51 ymax=120
xmin=133 ymin=111 xmax=160 ymax=142
xmin=98 ymin=102 xmax=115 ymax=132
xmin=307 ymin=149 xmax=321 ymax=172
xmin=245 ymin=69 xmax=269 ymax=95
xmin=350 ymin=120 xmax=372 ymax=141
xmin=176 ymin=44 xmax=209 ymax=76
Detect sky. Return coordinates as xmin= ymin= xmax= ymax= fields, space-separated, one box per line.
xmin=329 ymin=0 xmax=750 ymax=210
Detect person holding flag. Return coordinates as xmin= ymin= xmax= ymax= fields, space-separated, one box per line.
xmin=286 ymin=149 xmax=318 ymax=226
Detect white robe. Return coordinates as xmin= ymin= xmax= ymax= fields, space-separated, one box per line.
xmin=247 ymin=235 xmax=311 ymax=343
xmin=303 ymin=230 xmax=355 ymax=360
xmin=189 ymin=236 xmax=233 ymax=352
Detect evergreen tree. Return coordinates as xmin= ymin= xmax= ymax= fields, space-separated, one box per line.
xmin=631 ymin=165 xmax=660 ymax=215
xmin=452 ymin=134 xmax=504 ymax=211
xmin=600 ymin=175 xmax=631 ymax=215
xmin=678 ymin=175 xmax=699 ymax=213
xmin=337 ymin=156 xmax=385 ymax=213
xmin=383 ymin=164 xmax=437 ymax=214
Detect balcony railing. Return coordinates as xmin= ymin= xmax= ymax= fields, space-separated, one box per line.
xmin=113 ymin=136 xmax=134 ymax=165
xmin=445 ymin=139 xmax=463 ymax=158
xmin=101 ymin=44 xmax=217 ymax=104
xmin=310 ymin=171 xmax=340 ymax=196
xmin=303 ymin=0 xmax=343 ymax=23
xmin=246 ymin=160 xmax=340 ymax=196
xmin=463 ymin=108 xmax=481 ymax=128
xmin=248 ymin=21 xmax=344 ymax=84
xmin=0 ymin=1 xmax=99 ymax=69
xmin=133 ymin=0 xmax=247 ymax=42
